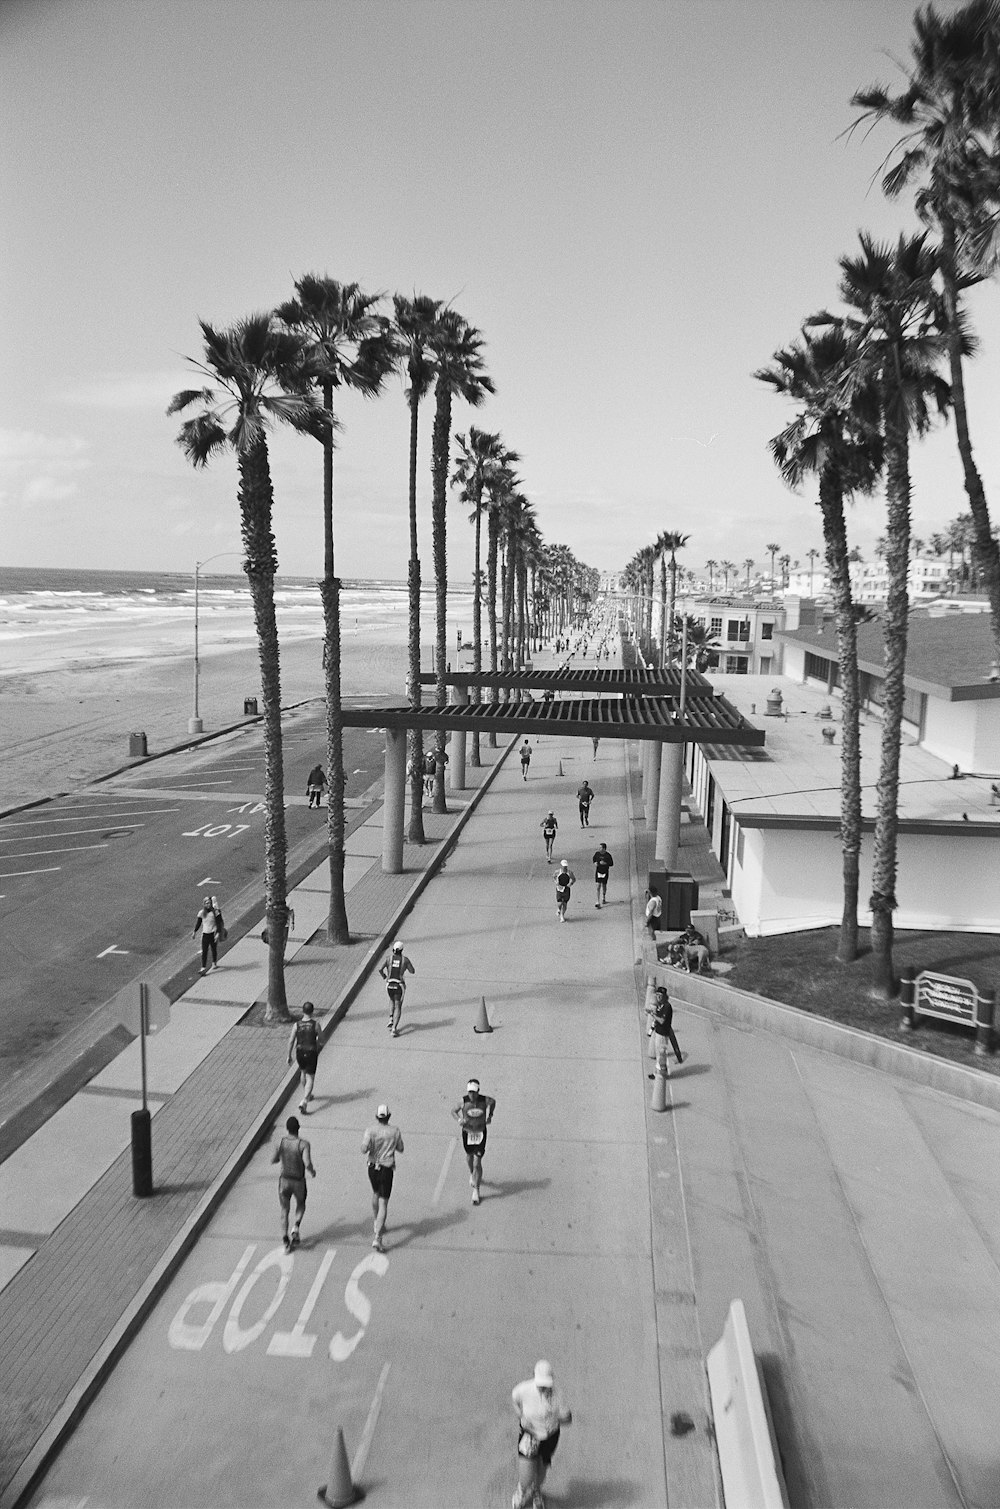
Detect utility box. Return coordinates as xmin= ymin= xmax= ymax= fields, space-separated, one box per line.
xmin=128 ymin=732 xmax=148 ymax=758
xmin=666 ymin=873 xmax=699 ymax=930
xmin=243 ymin=697 xmax=258 ymax=716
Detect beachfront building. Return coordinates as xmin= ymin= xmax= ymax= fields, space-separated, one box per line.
xmin=673 ymin=593 xmax=791 ymax=676
xmin=682 ymin=610 xmax=1000 ymax=937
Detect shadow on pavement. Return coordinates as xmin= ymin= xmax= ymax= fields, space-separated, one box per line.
xmin=395 ymin=1017 xmax=456 ymax=1035
xmin=483 ymin=1175 xmax=551 ymax=1200
xmin=549 ymin=1476 xmax=645 ymax=1507
xmin=384 ymin=1208 xmax=469 ymax=1249
xmin=308 ymin=1087 xmax=375 ymax=1110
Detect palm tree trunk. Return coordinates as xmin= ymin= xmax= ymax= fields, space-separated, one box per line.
xmin=658 ymin=555 xmax=667 ymax=669
xmin=431 ymin=383 xmax=451 ymax=814
xmin=487 ymin=511 xmax=499 ymax=747
xmin=667 ymin=556 xmax=678 ymax=668
xmin=819 ymin=468 xmax=861 ymax=963
xmin=869 ymin=430 xmax=911 ymax=998
xmin=941 ymin=220 xmax=1000 ymax=659
xmin=406 ymin=389 xmax=426 ymax=843
xmin=320 ymin=379 xmax=349 ymax=945
xmin=471 ymin=490 xmax=483 ymax=767
xmin=238 ymin=441 xmax=289 ymax=1020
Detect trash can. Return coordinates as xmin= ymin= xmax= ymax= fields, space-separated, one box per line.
xmin=128 ymin=732 xmax=148 ymax=758
xmin=243 ymin=697 xmax=258 ymax=716
xmin=666 ymin=873 xmax=699 ymax=930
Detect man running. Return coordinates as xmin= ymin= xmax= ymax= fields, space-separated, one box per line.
xmin=362 ymin=1103 xmax=404 ymax=1253
xmin=511 ymin=1359 xmax=573 ymax=1509
xmin=271 ymin=1115 xmax=316 ymax=1251
xmin=576 ymin=779 xmax=594 ymax=827
xmin=379 ymin=940 xmax=415 ymax=1036
xmin=287 ymin=1000 xmax=320 ymax=1113
xmin=519 ymin=740 xmax=533 ymax=781
xmin=540 ymin=810 xmax=558 ymax=863
xmin=554 ymin=860 xmax=576 ymax=923
xmin=451 ymin=1077 xmax=496 ymax=1205
xmin=592 ymin=843 xmax=614 ymax=908
xmin=646 ymin=984 xmax=684 ymax=1071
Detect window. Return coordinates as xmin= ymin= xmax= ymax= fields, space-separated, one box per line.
xmin=738 ymin=620 xmax=750 ymax=642
xmin=761 ymin=622 xmax=773 ymax=640
xmin=725 ymin=655 xmax=748 ymax=674
xmin=710 ymin=616 xmax=722 ymax=637
xmin=759 ymin=656 xmax=772 ymax=675
xmin=727 ymin=619 xmax=740 ymax=641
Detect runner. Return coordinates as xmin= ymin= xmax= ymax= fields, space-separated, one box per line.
xmin=576 ymin=780 xmax=594 ymax=827
xmin=362 ymin=1103 xmax=404 ymax=1253
xmin=592 ymin=843 xmax=614 ymax=908
xmin=379 ymin=939 xmax=415 ymax=1036
xmin=271 ymin=1115 xmax=316 ymax=1251
xmin=511 ymin=1359 xmax=573 ymax=1509
xmin=451 ymin=1077 xmax=496 ymax=1205
xmin=540 ymin=810 xmax=558 ymax=862
xmin=286 ymin=1000 xmax=320 ymax=1113
xmin=519 ymin=740 xmax=533 ymax=781
xmin=554 ymin=860 xmax=576 ymax=923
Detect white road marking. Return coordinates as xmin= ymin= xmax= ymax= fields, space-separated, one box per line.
xmin=267 ymin=1248 xmax=336 ymax=1357
xmin=0 ymin=866 xmax=61 ymax=878
xmin=432 ymin=1137 xmax=457 ymax=1206
xmin=352 ymin=1362 xmax=391 ymax=1482
xmin=4 ymin=844 xmax=109 ymax=857
xmin=98 ymin=944 xmax=129 ymax=958
xmin=197 ymin=875 xmax=224 ymax=886
xmin=0 ymin=825 xmax=143 ymax=842
xmin=29 ymin=807 xmax=179 ymax=819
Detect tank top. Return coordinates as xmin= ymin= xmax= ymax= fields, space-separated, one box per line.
xmin=295 ymin=1018 xmax=318 ymax=1051
xmin=278 ymin=1136 xmax=306 ymax=1180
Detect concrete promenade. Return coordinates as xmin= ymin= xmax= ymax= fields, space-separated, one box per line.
xmin=3 ymin=643 xmax=1000 ymax=1507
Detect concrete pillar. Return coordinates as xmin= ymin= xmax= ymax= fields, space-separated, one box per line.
xmin=641 ymin=741 xmax=651 ymax=806
xmin=655 ymin=741 xmax=684 ymax=866
xmin=645 ymin=740 xmax=660 ymax=833
xmin=382 ymin=728 xmax=406 ymax=874
xmin=449 ymin=684 xmax=468 ymax=791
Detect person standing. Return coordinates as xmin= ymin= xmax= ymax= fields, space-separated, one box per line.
xmin=540 ymin=810 xmax=558 ymax=863
xmin=193 ymin=894 xmax=223 ymax=975
xmin=554 ymin=860 xmax=576 ymax=923
xmin=592 ymin=843 xmax=614 ymax=908
xmin=519 ymin=740 xmax=533 ymax=781
xmin=271 ymin=1115 xmax=315 ymax=1251
xmin=306 ymin=763 xmax=326 ymax=808
xmin=646 ymin=984 xmax=684 ymax=1071
xmin=379 ymin=940 xmax=415 ymax=1036
xmin=576 ymin=780 xmax=594 ymax=827
xmin=451 ymin=1077 xmax=496 ymax=1205
xmin=287 ymin=1000 xmax=321 ymax=1113
xmin=362 ymin=1103 xmax=404 ymax=1253
xmin=511 ymin=1360 xmax=573 ymax=1509
xmin=644 ymin=888 xmax=662 ymax=937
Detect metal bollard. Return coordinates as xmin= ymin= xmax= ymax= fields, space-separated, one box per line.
xmin=976 ymin=987 xmax=996 ymax=1057
xmin=899 ymin=966 xmax=917 ymax=1031
xmin=131 ymin=1109 xmax=153 ymax=1197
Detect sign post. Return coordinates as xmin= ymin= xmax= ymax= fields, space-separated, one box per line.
xmin=131 ymin=983 xmax=154 ymax=1197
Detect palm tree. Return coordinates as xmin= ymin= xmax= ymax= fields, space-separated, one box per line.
xmin=393 ymin=293 xmax=442 ymax=843
xmin=850 ymin=0 xmax=1000 ymax=657
xmin=427 ymin=309 xmax=495 ymax=812
xmin=756 ymin=322 xmax=882 ymax=962
xmin=452 ymin=426 xmax=505 ymax=764
xmin=807 ymin=547 xmax=821 ymax=594
xmin=168 ymin=315 xmax=330 ymax=1021
xmin=766 ymin=542 xmax=781 ymax=584
xmin=778 ymin=552 xmax=791 ymax=587
xmin=660 ymin=531 xmax=690 ymax=665
xmin=275 ymin=275 xmax=396 ymax=944
xmin=833 ymin=231 xmax=951 ymax=994
xmin=705 ymin=558 xmax=717 ymax=593
xmin=485 ymin=456 xmax=520 ymax=741
xmin=683 ymin=618 xmax=721 ymax=671
xmin=720 ymin=559 xmax=736 ymax=593
xmin=743 ymin=557 xmax=754 ymax=590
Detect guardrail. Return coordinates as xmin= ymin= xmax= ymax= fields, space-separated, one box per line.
xmin=707 ymin=1299 xmax=789 ymax=1509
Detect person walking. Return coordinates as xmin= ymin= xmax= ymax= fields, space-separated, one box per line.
xmin=423 ymin=749 xmax=436 ymax=798
xmin=576 ymin=780 xmax=594 ymax=827
xmin=646 ymin=983 xmax=684 ymax=1072
xmin=554 ymin=860 xmax=576 ymax=923
xmin=592 ymin=843 xmax=614 ymax=908
xmin=451 ymin=1077 xmax=496 ymax=1205
xmin=540 ymin=810 xmax=558 ymax=863
xmin=362 ymin=1103 xmax=404 ymax=1253
xmin=271 ymin=1115 xmax=315 ymax=1251
xmin=511 ymin=1359 xmax=573 ymax=1509
xmin=193 ymin=894 xmax=224 ymax=975
xmin=519 ymin=739 xmax=533 ymax=781
xmin=306 ymin=763 xmax=327 ymax=808
xmin=379 ymin=940 xmax=415 ymax=1036
xmin=591 ymin=736 xmax=600 ymax=759
xmin=287 ymin=1000 xmax=321 ymax=1113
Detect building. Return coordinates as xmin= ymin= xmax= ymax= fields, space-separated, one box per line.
xmin=674 ymin=593 xmax=786 ymax=676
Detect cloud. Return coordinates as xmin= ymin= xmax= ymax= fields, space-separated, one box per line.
xmin=0 ymin=428 xmax=90 ymax=509
xmin=0 ymin=429 xmax=88 ymax=462
xmin=60 ymin=372 xmax=190 ymax=411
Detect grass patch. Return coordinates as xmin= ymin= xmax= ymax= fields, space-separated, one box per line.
xmin=725 ymin=925 xmax=1000 ymax=1077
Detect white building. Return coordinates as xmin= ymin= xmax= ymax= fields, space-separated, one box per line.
xmin=674 ymin=593 xmax=786 ymax=676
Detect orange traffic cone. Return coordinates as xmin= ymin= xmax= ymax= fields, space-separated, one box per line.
xmin=473 ymin=996 xmax=493 ymax=1034
xmin=558 ymin=760 xmax=564 ymax=776
xmin=650 ymin=1068 xmax=668 ymax=1113
xmin=318 ymin=1427 xmax=364 ymax=1506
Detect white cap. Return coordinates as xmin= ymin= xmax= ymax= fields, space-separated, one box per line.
xmin=392 ymin=940 xmax=403 ymax=952
xmin=376 ymin=1104 xmax=390 ymax=1121
xmin=533 ymin=1359 xmax=554 ymax=1388
xmin=560 ymin=860 xmax=568 ymax=867
xmin=466 ymin=1078 xmax=480 ymax=1093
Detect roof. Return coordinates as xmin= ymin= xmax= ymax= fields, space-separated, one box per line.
xmin=777 ymin=610 xmax=1000 ymax=701
xmin=417 ymin=667 xmax=713 ymax=694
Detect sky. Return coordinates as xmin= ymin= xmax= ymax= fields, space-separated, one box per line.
xmin=2 ymin=0 xmax=998 ymax=584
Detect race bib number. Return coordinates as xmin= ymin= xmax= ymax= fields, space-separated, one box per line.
xmin=465 ymin=1129 xmax=485 ymax=1145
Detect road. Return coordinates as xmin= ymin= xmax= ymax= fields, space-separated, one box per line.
xmin=0 ymin=702 xmax=386 ymax=1086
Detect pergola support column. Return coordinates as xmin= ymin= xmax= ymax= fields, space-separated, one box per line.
xmin=655 ymin=741 xmax=684 ymax=867
xmin=645 ymin=740 xmax=660 ymax=833
xmin=382 ymin=728 xmax=406 ymax=874
xmin=449 ymin=684 xmax=468 ymax=791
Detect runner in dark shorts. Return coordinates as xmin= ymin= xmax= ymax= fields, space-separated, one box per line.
xmin=362 ymin=1104 xmax=404 ymax=1253
xmin=286 ymin=1000 xmax=321 ymax=1112
xmin=451 ymin=1077 xmax=496 ymax=1205
xmin=271 ymin=1116 xmax=316 ymax=1250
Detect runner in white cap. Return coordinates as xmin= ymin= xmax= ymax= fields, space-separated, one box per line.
xmin=511 ymin=1359 xmax=573 ymax=1507
xmin=554 ymin=860 xmax=576 ymax=923
xmin=451 ymin=1077 xmax=496 ymax=1205
xmin=379 ymin=939 xmax=415 ymax=1036
xmin=361 ymin=1102 xmax=404 ymax=1253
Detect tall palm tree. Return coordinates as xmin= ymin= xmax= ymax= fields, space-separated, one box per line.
xmin=850 ymin=0 xmax=1000 ymax=656
xmin=766 ymin=542 xmax=781 ymax=584
xmin=427 ymin=309 xmax=495 ymax=812
xmin=743 ymin=558 xmax=754 ymax=590
xmin=484 ymin=456 xmax=519 ymax=742
xmin=660 ymin=531 xmax=690 ymax=665
xmin=705 ymin=558 xmax=717 ymax=593
xmin=779 ymin=552 xmax=791 ymax=587
xmin=833 ymin=231 xmax=951 ymax=994
xmin=393 ymin=293 xmax=442 ymax=843
xmin=756 ymin=322 xmax=882 ymax=962
xmin=720 ymin=559 xmax=736 ymax=593
xmin=168 ymin=315 xmax=329 ymax=1021
xmin=807 ymin=548 xmax=821 ymax=593
xmin=275 ymin=275 xmax=396 ymax=944
xmin=452 ymin=426 xmax=505 ymax=765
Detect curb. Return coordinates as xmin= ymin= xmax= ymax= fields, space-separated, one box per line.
xmin=0 ymin=734 xmax=517 ymax=1509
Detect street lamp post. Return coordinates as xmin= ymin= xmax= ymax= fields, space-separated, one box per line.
xmin=189 ymin=551 xmax=241 ymax=735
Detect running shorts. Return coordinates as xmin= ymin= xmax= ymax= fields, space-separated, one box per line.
xmin=296 ymin=1051 xmax=318 ymax=1075
xmin=368 ymin=1164 xmax=394 ymax=1199
xmin=278 ymin=1176 xmax=307 ymax=1211
xmin=462 ymin=1130 xmax=487 ymax=1156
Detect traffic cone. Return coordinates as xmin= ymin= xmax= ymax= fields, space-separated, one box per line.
xmin=473 ymin=996 xmax=493 ymax=1034
xmin=650 ymin=1068 xmax=668 ymax=1113
xmin=318 ymin=1427 xmax=364 ymax=1506
xmin=558 ymin=760 xmax=564 ymax=776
